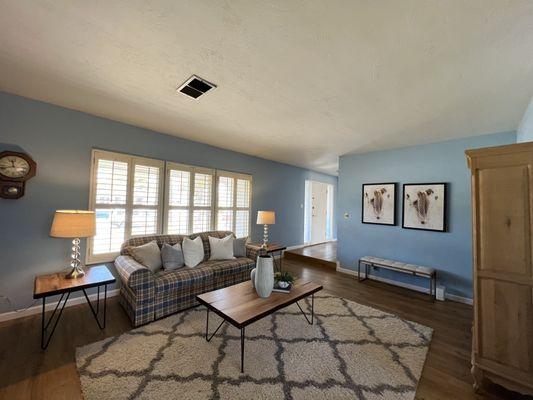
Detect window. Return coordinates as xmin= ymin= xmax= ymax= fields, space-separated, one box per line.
xmin=88 ymin=151 xmax=252 ymax=263
xmin=164 ymin=163 xmax=215 ymax=235
xmin=88 ymin=150 xmax=164 ymax=263
xmin=216 ymin=171 xmax=252 ymax=237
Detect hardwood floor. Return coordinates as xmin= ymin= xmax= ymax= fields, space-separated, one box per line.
xmin=0 ymin=258 xmax=529 ymax=400
xmin=284 ymin=241 xmax=337 ymax=268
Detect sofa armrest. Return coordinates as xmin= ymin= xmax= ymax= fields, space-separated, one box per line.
xmin=115 ymin=255 xmax=155 ymax=293
xmin=245 ymin=245 xmax=259 ymax=261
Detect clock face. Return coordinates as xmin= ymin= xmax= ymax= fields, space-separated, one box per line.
xmin=0 ymin=155 xmax=31 ymax=179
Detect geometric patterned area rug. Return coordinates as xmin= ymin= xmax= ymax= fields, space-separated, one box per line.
xmin=76 ymin=293 xmax=432 ymax=400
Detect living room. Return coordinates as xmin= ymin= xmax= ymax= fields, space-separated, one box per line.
xmin=1 ymin=2 xmax=532 ymax=400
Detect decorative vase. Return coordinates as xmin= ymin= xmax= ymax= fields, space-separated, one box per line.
xmin=250 ymin=255 xmax=274 ymax=298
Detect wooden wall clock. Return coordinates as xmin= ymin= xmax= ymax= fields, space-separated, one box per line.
xmin=0 ymin=151 xmax=37 ymax=199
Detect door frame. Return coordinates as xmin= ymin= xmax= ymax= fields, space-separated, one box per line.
xmin=304 ymin=180 xmax=335 ymax=245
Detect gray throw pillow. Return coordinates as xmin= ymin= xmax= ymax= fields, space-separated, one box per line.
xmin=128 ymin=240 xmax=162 ymax=272
xmin=161 ymin=243 xmax=185 ymax=270
xmin=233 ymin=237 xmax=248 ymax=257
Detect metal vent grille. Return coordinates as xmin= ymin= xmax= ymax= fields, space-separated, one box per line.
xmin=177 ymin=75 xmax=216 ymax=99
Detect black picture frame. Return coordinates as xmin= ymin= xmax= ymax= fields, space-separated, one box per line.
xmin=402 ymin=182 xmax=447 ymax=232
xmin=361 ymin=182 xmax=397 ymax=226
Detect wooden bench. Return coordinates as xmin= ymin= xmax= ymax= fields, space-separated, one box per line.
xmin=358 ymin=256 xmax=437 ymax=301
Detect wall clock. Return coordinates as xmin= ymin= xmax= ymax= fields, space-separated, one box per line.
xmin=0 ymin=151 xmax=37 ymax=199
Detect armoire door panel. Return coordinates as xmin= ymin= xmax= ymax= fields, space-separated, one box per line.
xmin=479 ymin=278 xmax=533 ymax=373
xmin=477 ymin=165 xmax=532 ymax=277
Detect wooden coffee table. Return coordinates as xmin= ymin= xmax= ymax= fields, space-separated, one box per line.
xmin=196 ymin=280 xmax=322 ymax=372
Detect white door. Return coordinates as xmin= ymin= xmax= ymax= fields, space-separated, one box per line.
xmin=310 ymin=181 xmax=328 ymax=244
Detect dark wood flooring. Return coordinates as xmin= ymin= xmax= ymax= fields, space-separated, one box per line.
xmin=0 ymin=257 xmax=529 ymax=400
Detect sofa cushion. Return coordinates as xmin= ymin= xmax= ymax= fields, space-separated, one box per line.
xmin=155 ymin=267 xmax=214 ymax=294
xmin=195 ymin=257 xmax=254 ymax=279
xmin=161 ymin=243 xmax=185 ymax=270
xmin=182 ymin=236 xmax=205 ymax=267
xmin=209 ymin=235 xmax=234 ymax=260
xmin=127 ymin=240 xmax=162 ymax=272
xmin=188 ymin=231 xmax=233 ymax=261
xmin=233 ymin=237 xmax=248 ymax=257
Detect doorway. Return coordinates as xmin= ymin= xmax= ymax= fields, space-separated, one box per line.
xmin=304 ymin=180 xmax=334 ymax=245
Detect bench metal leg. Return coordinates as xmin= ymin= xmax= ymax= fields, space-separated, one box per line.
xmin=429 ymin=275 xmax=433 ymax=302
xmin=358 ymin=260 xmax=369 ymax=282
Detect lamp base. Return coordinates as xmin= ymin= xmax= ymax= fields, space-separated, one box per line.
xmin=261 ymin=224 xmax=269 ymax=249
xmin=65 ymin=266 xmax=85 ymax=279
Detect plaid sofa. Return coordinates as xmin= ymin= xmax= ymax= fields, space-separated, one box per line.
xmin=115 ymin=231 xmax=258 ymax=327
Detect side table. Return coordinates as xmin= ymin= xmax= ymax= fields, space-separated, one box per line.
xmin=248 ymin=243 xmax=287 ymax=272
xmin=33 ymin=264 xmax=115 ymax=349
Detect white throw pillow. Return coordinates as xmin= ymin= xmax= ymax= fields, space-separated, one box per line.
xmin=209 ymin=235 xmax=235 ymax=260
xmin=182 ymin=236 xmax=204 ymax=267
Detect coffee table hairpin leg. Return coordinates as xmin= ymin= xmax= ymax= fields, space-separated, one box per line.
xmin=204 ymin=307 xmax=245 ymax=373
xmin=240 ymin=327 xmax=245 ymax=373
xmin=295 ymin=293 xmax=315 ymax=325
xmin=205 ymin=307 xmax=226 ymax=342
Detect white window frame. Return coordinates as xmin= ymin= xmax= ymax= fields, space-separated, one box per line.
xmin=215 ymin=170 xmax=252 ymax=237
xmin=163 ymin=162 xmax=216 ymax=234
xmin=87 ymin=150 xmax=253 ymax=264
xmin=87 ymin=150 xmax=164 ymax=264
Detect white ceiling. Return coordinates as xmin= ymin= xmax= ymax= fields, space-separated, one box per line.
xmin=1 ymin=1 xmax=533 ymax=175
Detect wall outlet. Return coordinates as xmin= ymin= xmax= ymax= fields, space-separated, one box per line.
xmin=436 ymin=285 xmax=446 ymax=301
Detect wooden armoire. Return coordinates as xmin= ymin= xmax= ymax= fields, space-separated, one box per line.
xmin=466 ymin=143 xmax=533 ymax=396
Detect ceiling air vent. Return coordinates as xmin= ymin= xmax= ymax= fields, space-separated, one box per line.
xmin=177 ymin=75 xmax=216 ymax=99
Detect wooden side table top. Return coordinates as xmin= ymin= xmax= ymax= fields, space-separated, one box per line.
xmin=196 ymin=280 xmax=322 ymax=328
xmin=247 ymin=243 xmax=287 ymax=252
xmin=33 ymin=265 xmax=115 ymax=299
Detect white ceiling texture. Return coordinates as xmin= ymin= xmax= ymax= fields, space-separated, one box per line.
xmin=1 ymin=0 xmax=533 ymax=174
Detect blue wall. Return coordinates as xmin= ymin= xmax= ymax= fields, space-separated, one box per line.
xmin=337 ymin=132 xmax=516 ymax=299
xmin=517 ymin=97 xmax=533 ymax=142
xmin=0 ymin=91 xmax=337 ymax=312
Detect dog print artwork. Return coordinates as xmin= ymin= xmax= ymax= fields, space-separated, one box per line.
xmin=402 ymin=183 xmax=447 ymax=232
xmin=362 ymin=183 xmax=396 ymax=225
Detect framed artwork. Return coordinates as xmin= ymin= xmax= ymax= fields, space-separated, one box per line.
xmin=362 ymin=183 xmax=397 ymax=226
xmin=402 ymin=183 xmax=447 ymax=232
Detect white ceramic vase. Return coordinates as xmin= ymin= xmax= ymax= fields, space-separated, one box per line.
xmin=250 ymin=255 xmax=274 ymax=298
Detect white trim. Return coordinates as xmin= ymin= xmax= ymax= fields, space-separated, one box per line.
xmin=88 ymin=150 xmax=254 ymax=261
xmin=336 ymin=265 xmax=473 ymax=305
xmin=0 ymin=289 xmax=120 ymax=323
xmin=87 ymin=150 xmax=165 ymax=264
xmin=214 ymin=170 xmax=252 ymax=237
xmin=445 ymin=293 xmax=473 ymax=305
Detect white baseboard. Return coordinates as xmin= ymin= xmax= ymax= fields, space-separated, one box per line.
xmin=336 ymin=266 xmax=473 ymax=305
xmin=445 ymin=293 xmax=473 ymax=305
xmin=0 ymin=289 xmax=120 ymax=323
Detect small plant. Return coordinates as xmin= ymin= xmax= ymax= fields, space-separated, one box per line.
xmin=274 ymin=271 xmax=294 ymax=284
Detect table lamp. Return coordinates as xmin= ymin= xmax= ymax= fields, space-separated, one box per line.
xmin=257 ymin=211 xmax=275 ymax=249
xmin=50 ymin=210 xmax=96 ymax=279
